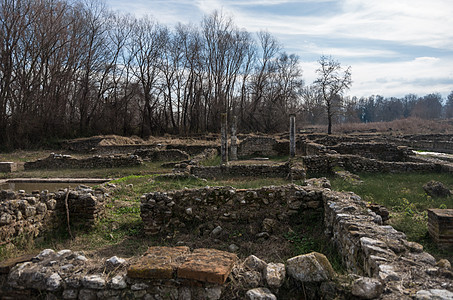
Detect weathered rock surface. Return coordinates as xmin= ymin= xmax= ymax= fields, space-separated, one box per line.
xmin=265 ymin=263 xmax=285 ymax=288
xmin=286 ymin=252 xmax=335 ymax=282
xmin=351 ymin=276 xmax=383 ymax=299
xmin=246 ymin=287 xmax=277 ymax=300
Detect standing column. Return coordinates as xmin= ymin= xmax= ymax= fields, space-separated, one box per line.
xmin=230 ymin=116 xmax=238 ymax=161
xmin=289 ymin=114 xmax=296 ymax=158
xmin=221 ymin=113 xmax=228 ymax=164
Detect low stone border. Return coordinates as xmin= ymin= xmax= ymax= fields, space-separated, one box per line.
xmin=24 ymin=154 xmax=142 ymax=170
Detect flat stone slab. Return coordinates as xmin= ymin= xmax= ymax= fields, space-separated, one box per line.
xmin=0 ymin=253 xmax=38 ymax=274
xmin=177 ymin=248 xmax=238 ymax=284
xmin=429 ymin=209 xmax=453 ymax=219
xmin=127 ymin=246 xmax=190 ymax=279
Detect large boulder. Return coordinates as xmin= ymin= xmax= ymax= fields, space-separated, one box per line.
xmin=423 ymin=180 xmax=451 ymax=198
xmin=286 ymin=252 xmax=335 ymax=282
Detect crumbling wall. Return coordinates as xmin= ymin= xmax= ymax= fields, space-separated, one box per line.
xmin=302 ymin=154 xmax=442 ymax=175
xmin=0 ymin=188 xmax=105 ymax=243
xmin=190 ymin=164 xmax=291 ymax=179
xmin=140 ymin=185 xmax=322 ymax=236
xmin=0 ymin=184 xmax=452 ymax=299
xmin=237 ymin=136 xmax=282 ymax=157
xmin=329 ymin=142 xmax=411 ymax=161
xmin=323 ymin=188 xmax=453 ymax=297
xmin=133 ymin=149 xmax=190 ymax=161
xmin=24 ymin=154 xmax=142 ymax=170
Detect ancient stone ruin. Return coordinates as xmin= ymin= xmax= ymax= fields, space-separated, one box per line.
xmin=24 ymin=153 xmax=142 ymax=170
xmin=0 ymin=183 xmax=452 ymax=299
xmin=0 ymin=187 xmax=105 ymax=243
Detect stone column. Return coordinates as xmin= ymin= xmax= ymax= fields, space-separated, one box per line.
xmin=230 ymin=116 xmax=238 ymax=161
xmin=289 ymin=114 xmax=296 ymax=158
xmin=221 ymin=113 xmax=228 ymax=164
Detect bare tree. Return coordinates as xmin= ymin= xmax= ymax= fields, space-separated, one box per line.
xmin=314 ymin=55 xmax=352 ymax=134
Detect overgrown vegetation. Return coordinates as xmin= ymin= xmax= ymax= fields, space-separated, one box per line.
xmin=330 ymin=172 xmax=453 ymax=261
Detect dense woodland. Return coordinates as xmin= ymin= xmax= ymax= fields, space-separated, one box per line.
xmin=1 ymin=0 xmax=453 ymax=149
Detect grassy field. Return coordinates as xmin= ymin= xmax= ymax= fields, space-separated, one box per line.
xmin=330 ymin=172 xmax=453 ymax=261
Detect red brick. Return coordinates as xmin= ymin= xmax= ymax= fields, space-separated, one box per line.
xmin=127 ymin=246 xmax=189 ymax=279
xmin=177 ymin=248 xmax=237 ymax=284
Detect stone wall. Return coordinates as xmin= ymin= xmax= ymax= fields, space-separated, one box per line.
xmin=237 ymin=136 xmax=281 ymax=157
xmin=323 ymin=188 xmax=453 ymax=297
xmin=24 ymin=154 xmax=142 ymax=170
xmin=92 ymin=145 xmax=157 ymax=155
xmin=0 ymin=183 xmax=452 ymax=299
xmin=166 ymin=144 xmax=219 ymax=156
xmin=329 ymin=142 xmax=412 ymax=162
xmin=140 ymin=185 xmax=322 ymax=236
xmin=0 ymin=187 xmax=105 ymax=243
xmin=302 ymin=154 xmax=442 ymax=175
xmin=190 ymin=163 xmax=291 ymax=179
xmin=134 ymin=149 xmax=190 ymax=162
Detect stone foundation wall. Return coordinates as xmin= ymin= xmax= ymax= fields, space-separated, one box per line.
xmin=329 ymin=142 xmax=411 ymax=162
xmin=323 ymin=188 xmax=453 ymax=297
xmin=0 ymin=184 xmax=452 ymax=299
xmin=166 ymin=144 xmax=219 ymax=156
xmin=133 ymin=149 xmax=190 ymax=162
xmin=24 ymin=154 xmax=142 ymax=170
xmin=302 ymin=154 xmax=442 ymax=175
xmin=190 ymin=163 xmax=292 ymax=179
xmin=0 ymin=188 xmax=105 ymax=243
xmin=92 ymin=145 xmax=157 ymax=155
xmin=140 ymin=185 xmax=322 ymax=236
xmin=237 ymin=136 xmax=281 ymax=157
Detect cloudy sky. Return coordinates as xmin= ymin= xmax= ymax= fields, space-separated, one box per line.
xmin=107 ymin=0 xmax=453 ymax=99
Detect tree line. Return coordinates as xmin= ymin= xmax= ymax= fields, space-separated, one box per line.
xmin=1 ymin=0 xmax=452 ymax=149
xmin=301 ymin=91 xmax=453 ymax=127
xmin=0 ymin=0 xmax=303 ymax=149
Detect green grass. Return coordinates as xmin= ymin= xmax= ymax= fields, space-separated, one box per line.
xmin=1 ymin=161 xmax=170 ymax=180
xmin=330 ymin=173 xmax=453 ymax=211
xmin=285 ymin=210 xmax=345 ymax=273
xmin=330 ymin=172 xmax=453 ymax=261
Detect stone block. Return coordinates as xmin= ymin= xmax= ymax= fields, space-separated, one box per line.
xmin=428 ymin=209 xmax=453 ymax=246
xmin=286 ymin=252 xmax=335 ymax=282
xmin=0 ymin=162 xmax=17 ymax=173
xmin=0 ymin=253 xmax=37 ymax=274
xmin=177 ymin=248 xmax=238 ymax=284
xmin=127 ymin=246 xmax=190 ymax=279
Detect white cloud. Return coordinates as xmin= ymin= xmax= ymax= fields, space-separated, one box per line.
xmin=106 ymin=0 xmax=453 ymax=98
